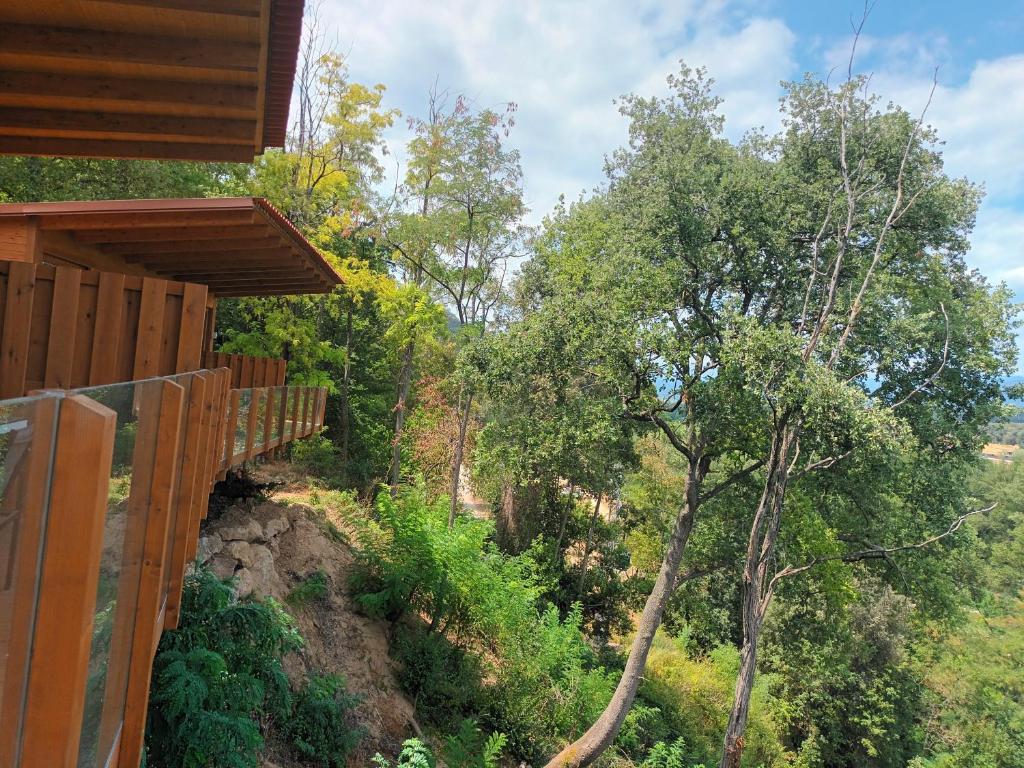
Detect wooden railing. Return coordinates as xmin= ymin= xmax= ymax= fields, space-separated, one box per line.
xmin=204 ymin=352 xmax=287 ymax=389
xmin=0 ymin=369 xmax=327 ymax=768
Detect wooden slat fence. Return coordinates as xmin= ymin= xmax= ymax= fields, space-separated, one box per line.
xmin=0 ymin=261 xmax=210 ymax=398
xmin=203 ymin=351 xmax=287 ymax=389
xmin=0 ymin=370 xmax=327 ymax=768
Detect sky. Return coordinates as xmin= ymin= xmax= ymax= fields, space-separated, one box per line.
xmin=322 ymin=0 xmax=1024 ymax=366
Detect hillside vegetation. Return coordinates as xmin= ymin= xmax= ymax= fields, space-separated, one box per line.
xmin=2 ymin=23 xmax=1022 ymax=768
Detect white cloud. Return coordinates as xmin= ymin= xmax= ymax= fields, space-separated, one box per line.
xmin=324 ymin=0 xmax=797 ymax=221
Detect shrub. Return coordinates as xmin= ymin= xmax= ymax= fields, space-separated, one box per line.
xmin=285 ymin=673 xmax=362 ymax=767
xmin=287 ymin=570 xmax=329 ymax=606
xmin=145 ymin=569 xmax=363 ymax=768
xmin=292 ymin=432 xmax=342 ymax=482
xmin=390 ymin=624 xmax=484 ymax=730
xmin=441 ymin=719 xmax=508 ymax=768
xmin=372 ymin=738 xmax=436 ymax=768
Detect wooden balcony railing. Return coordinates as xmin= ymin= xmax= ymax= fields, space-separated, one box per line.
xmin=204 ymin=352 xmax=288 ymax=389
xmin=0 ymin=368 xmax=327 ymax=767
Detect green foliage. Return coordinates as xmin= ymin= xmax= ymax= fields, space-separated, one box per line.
xmin=349 ymin=486 xmax=616 ymax=762
xmin=145 ymin=570 xmax=362 ymax=768
xmin=292 ymin=433 xmax=342 ymax=482
xmin=372 ymin=739 xmax=436 ymax=768
xmin=286 ymin=570 xmax=329 ymax=607
xmin=285 ymin=674 xmax=362 ymax=767
xmin=441 ymin=719 xmax=508 ymax=768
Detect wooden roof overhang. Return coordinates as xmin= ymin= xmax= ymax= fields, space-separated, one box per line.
xmin=0 ymin=0 xmax=304 ymax=162
xmin=0 ymin=197 xmax=341 ymax=296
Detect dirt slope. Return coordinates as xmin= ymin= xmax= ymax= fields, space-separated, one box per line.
xmin=196 ymin=470 xmax=417 ymax=766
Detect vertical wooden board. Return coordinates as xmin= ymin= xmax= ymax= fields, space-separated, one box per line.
xmin=186 ymin=372 xmax=217 ymax=560
xmin=118 ymin=380 xmax=184 ymax=768
xmin=229 ymin=354 xmax=241 ymax=388
xmin=278 ymin=358 xmax=287 ymax=386
xmin=44 ymin=267 xmax=81 ymax=389
xmin=202 ymin=303 xmax=216 ymax=354
xmin=69 ymin=277 xmax=98 ymax=388
xmin=240 ymin=354 xmax=254 ymax=388
xmin=0 ymin=397 xmax=57 ymax=768
xmin=175 ymin=283 xmax=208 ymax=375
xmin=289 ymin=386 xmax=300 ymax=443
xmin=224 ymin=389 xmax=241 ymax=470
xmin=261 ymin=388 xmax=276 ymax=456
xmin=0 ymin=262 xmax=35 ymax=398
xmin=88 ymin=272 xmax=125 ymax=386
xmin=24 ymin=269 xmax=54 ymax=393
xmin=116 ymin=283 xmax=142 ymax=383
xmin=158 ymin=293 xmax=182 ymax=377
xmin=244 ymin=389 xmax=261 ymax=460
xmin=300 ymin=387 xmax=312 ymax=437
xmin=19 ymin=395 xmax=117 ymax=768
xmin=133 ymin=278 xmax=167 ymax=380
xmin=165 ymin=374 xmax=205 ymax=628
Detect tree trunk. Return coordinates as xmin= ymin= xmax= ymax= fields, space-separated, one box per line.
xmin=388 ymin=339 xmax=416 ymax=495
xmin=544 ymin=460 xmax=702 ymax=768
xmin=554 ymin=482 xmax=575 ymax=560
xmin=447 ymin=391 xmax=474 ymax=528
xmin=720 ymin=608 xmax=764 ymax=768
xmin=339 ymin=305 xmax=353 ymax=465
xmin=576 ymin=492 xmax=603 ymax=599
xmin=719 ymin=429 xmax=794 ymax=768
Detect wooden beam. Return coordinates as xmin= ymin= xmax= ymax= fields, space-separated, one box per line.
xmin=74 ymin=224 xmax=268 ymax=244
xmin=0 ymin=135 xmax=255 ymax=162
xmin=36 ymin=209 xmax=257 ymax=232
xmin=20 ymin=395 xmax=117 ymax=768
xmin=103 ymin=236 xmax=284 ymax=255
xmin=0 ymin=24 xmax=260 ymax=72
xmin=0 ymin=107 xmax=256 ymax=144
xmin=124 ymin=247 xmax=295 ymax=263
xmin=165 ymin=267 xmax=311 ymax=279
xmin=214 ymin=286 xmax=335 ymax=297
xmin=0 ymin=70 xmax=258 ymax=116
xmin=95 ymin=0 xmax=263 ymax=18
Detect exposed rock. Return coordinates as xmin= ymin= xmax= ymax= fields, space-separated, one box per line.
xmin=233 ymin=567 xmax=258 ymax=599
xmin=195 ymin=533 xmax=223 ymax=565
xmin=224 ymin=540 xmax=255 ymax=567
xmin=247 ymin=544 xmax=278 ymax=592
xmin=263 ymin=516 xmax=291 ymax=540
xmin=217 ymin=507 xmax=264 ymax=542
xmin=207 ymin=553 xmax=237 ymax=581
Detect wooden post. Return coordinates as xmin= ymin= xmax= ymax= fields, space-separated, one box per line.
xmin=19 ymin=395 xmax=117 ymax=768
xmin=224 ymin=388 xmax=240 ymax=471
xmin=117 ymin=379 xmax=184 ymax=768
xmin=262 ymin=387 xmax=276 ymax=457
xmin=289 ymin=386 xmax=300 ymax=444
xmin=0 ymin=396 xmax=58 ymax=767
xmin=165 ymin=373 xmax=207 ymax=628
xmin=0 ymin=262 xmax=35 ymax=398
xmin=300 ymin=387 xmax=312 ymax=437
xmin=244 ymin=388 xmax=261 ymax=461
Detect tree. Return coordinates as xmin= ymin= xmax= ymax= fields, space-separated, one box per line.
xmin=476 ymin=61 xmax=1016 ymax=768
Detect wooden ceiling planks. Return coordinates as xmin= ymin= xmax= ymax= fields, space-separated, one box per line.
xmin=0 ymin=0 xmax=304 ymax=161
xmin=0 ymin=197 xmax=340 ymax=297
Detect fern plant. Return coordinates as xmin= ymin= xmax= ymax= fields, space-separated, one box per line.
xmin=285 ymin=673 xmax=362 ymax=767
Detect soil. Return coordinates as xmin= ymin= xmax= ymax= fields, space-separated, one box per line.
xmin=197 ymin=461 xmax=417 ymax=767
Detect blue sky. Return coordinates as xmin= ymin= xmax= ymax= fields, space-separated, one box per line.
xmin=324 ymin=0 xmax=1024 ymax=366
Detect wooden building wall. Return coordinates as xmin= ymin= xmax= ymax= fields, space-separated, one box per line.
xmin=0 ymin=262 xmax=211 ymax=398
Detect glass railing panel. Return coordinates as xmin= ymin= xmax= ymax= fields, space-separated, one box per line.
xmin=233 ymin=390 xmax=251 ymax=460
xmin=0 ymin=394 xmax=59 ymax=767
xmin=161 ymin=374 xmax=193 ymax=610
xmin=252 ymin=390 xmax=267 ymax=452
xmin=72 ymin=379 xmax=163 ymax=768
xmin=274 ymin=386 xmax=287 ymax=444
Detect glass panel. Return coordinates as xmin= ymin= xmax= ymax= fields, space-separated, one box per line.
xmin=161 ymin=375 xmax=193 ymax=608
xmin=274 ymin=386 xmax=287 ymax=444
xmin=73 ymin=379 xmax=163 ymax=768
xmin=252 ymin=391 xmax=267 ymax=452
xmin=233 ymin=390 xmax=251 ymax=460
xmin=0 ymin=394 xmax=58 ymax=767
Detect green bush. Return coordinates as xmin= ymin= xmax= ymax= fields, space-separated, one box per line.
xmin=285 ymin=673 xmax=362 ymax=766
xmin=390 ymin=624 xmax=484 ymax=730
xmin=287 ymin=570 xmax=329 ymax=606
xmin=145 ymin=569 xmax=362 ymax=768
xmin=349 ymin=486 xmax=616 ymax=763
xmin=372 ymin=738 xmax=436 ymax=768
xmin=292 ymin=432 xmax=342 ymax=481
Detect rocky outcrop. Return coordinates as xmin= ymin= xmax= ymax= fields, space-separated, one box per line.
xmin=194 ymin=492 xmax=416 ymax=765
